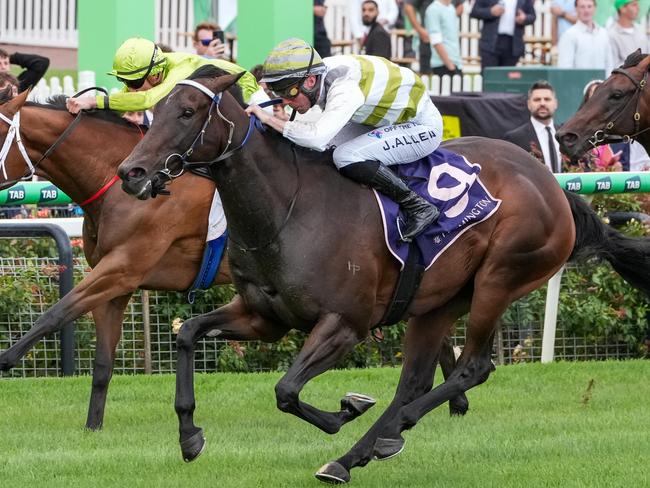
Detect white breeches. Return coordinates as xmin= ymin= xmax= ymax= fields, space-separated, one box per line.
xmin=332 ymin=97 xmax=443 ymax=169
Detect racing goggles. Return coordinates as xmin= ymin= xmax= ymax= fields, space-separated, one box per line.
xmin=268 ymin=78 xmax=304 ymax=100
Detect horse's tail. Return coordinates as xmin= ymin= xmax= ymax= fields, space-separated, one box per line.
xmin=565 ymin=190 xmax=650 ymax=297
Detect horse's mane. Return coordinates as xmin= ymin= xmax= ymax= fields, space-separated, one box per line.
xmin=621 ymin=50 xmax=649 ymax=69
xmin=25 ymin=95 xmax=141 ymax=129
xmin=189 ymin=65 xmax=246 ymax=108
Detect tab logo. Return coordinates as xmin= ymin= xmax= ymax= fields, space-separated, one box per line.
xmin=39 ymin=185 xmax=59 ymax=203
xmin=595 ymin=177 xmax=612 ymax=192
xmin=565 ymin=177 xmax=582 ymax=192
xmin=6 ymin=185 xmax=26 ymax=203
xmin=624 ymin=176 xmax=641 ymax=192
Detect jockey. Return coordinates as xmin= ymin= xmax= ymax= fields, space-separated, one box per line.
xmin=246 ymin=38 xmax=444 ymax=242
xmin=66 ymin=37 xmax=268 ymax=114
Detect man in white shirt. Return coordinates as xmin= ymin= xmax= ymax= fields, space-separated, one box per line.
xmin=504 ymin=81 xmax=562 ymax=172
xmin=608 ymin=0 xmax=649 ymax=68
xmin=557 ymin=0 xmax=614 ymax=74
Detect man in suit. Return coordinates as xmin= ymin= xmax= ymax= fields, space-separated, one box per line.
xmin=470 ymin=0 xmax=536 ymax=72
xmin=504 ymin=81 xmax=562 ymax=173
xmin=361 ymin=0 xmax=392 ymax=59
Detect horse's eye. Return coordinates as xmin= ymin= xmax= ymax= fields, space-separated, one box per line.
xmin=609 ymin=91 xmax=624 ymax=100
xmin=180 ymin=108 xmax=195 ymax=119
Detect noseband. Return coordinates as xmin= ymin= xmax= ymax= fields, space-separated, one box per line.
xmin=589 ymin=68 xmax=649 ymax=147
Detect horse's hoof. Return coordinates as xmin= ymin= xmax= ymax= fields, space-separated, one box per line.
xmin=373 ymin=436 xmax=405 ymax=461
xmin=180 ymin=428 xmax=205 ymax=462
xmin=449 ymin=396 xmax=469 ymax=417
xmin=341 ymin=392 xmax=376 ymax=416
xmin=315 ymin=461 xmax=351 ymax=484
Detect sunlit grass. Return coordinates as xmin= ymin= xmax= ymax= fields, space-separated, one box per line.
xmin=0 ymin=361 xmax=648 ymax=487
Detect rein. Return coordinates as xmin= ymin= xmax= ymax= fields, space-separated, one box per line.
xmin=0 ymin=87 xmax=107 ymax=191
xmin=155 ymin=79 xmax=299 ymax=252
xmin=589 ymin=68 xmax=650 ymax=147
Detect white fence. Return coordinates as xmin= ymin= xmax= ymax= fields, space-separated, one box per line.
xmin=27 ymin=72 xmax=483 ymax=103
xmin=1 ymin=0 xmax=77 ymax=48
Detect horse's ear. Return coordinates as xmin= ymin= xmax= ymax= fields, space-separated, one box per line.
xmin=1 ymin=87 xmax=30 ymax=116
xmin=212 ymin=71 xmax=246 ymax=93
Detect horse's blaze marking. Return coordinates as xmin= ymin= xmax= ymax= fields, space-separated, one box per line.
xmin=347 ymin=261 xmax=361 ymax=275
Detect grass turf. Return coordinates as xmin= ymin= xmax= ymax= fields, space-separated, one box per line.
xmin=0 ymin=361 xmax=648 ymax=487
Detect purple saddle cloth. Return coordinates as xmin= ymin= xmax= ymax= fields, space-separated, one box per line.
xmin=373 ymin=148 xmax=501 ymax=270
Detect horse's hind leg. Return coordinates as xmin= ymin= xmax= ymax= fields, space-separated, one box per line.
xmin=439 ymin=336 xmax=469 ymax=416
xmin=316 ymin=294 xmax=470 ymax=484
xmin=175 ymin=295 xmax=289 ymax=462
xmin=85 ymin=293 xmax=132 ymax=430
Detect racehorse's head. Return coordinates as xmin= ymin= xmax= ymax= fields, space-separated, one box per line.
xmin=0 ymin=88 xmax=32 ymax=189
xmin=557 ymin=50 xmax=650 ymax=160
xmin=118 ymin=67 xmax=245 ymax=200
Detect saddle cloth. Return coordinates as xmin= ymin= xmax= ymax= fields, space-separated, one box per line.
xmin=373 ymin=148 xmax=501 ymax=270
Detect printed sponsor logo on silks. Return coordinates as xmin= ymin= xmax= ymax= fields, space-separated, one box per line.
xmin=381 ymin=130 xmax=436 ymax=150
xmin=368 ymin=129 xmax=384 ymax=139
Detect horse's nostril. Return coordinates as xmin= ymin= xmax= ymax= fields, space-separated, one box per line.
xmin=127 ymin=167 xmax=146 ymax=180
xmin=558 ymin=132 xmax=577 ymax=147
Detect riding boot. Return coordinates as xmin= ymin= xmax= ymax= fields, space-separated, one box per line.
xmin=340 ymin=161 xmax=440 ymax=242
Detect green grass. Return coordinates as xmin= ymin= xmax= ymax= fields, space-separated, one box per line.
xmin=1 ymin=361 xmax=649 ymax=487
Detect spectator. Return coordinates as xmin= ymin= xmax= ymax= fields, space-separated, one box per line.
xmin=580 ymin=79 xmax=650 ymax=171
xmin=404 ymin=0 xmax=434 ymax=74
xmin=550 ymin=0 xmax=577 ymax=44
xmin=425 ymin=0 xmax=463 ymax=76
xmin=361 ymin=0 xmax=392 ymax=59
xmin=350 ymin=0 xmax=399 ymax=48
xmin=504 ymin=80 xmax=562 ymax=172
xmin=470 ymin=0 xmax=536 ymax=72
xmin=557 ymin=0 xmax=613 ymax=73
xmin=314 ymin=0 xmax=332 ymax=57
xmin=0 ymin=48 xmax=49 ymax=93
xmin=192 ymin=21 xmax=229 ymax=60
xmin=0 ymin=72 xmax=19 ymax=98
xmin=608 ymin=0 xmax=649 ymax=69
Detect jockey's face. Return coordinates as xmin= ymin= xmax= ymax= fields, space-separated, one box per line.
xmin=126 ymin=72 xmax=163 ymax=92
xmin=280 ymin=75 xmax=318 ymax=114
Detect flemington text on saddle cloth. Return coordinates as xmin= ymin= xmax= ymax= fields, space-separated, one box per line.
xmin=374 ymin=148 xmax=502 ymax=270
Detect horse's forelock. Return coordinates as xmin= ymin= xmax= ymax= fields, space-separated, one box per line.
xmin=186 ymin=65 xmax=246 ymax=107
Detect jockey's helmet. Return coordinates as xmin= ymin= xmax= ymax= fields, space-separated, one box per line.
xmin=261 ymin=38 xmax=326 ymax=100
xmin=107 ymin=38 xmax=166 ymax=89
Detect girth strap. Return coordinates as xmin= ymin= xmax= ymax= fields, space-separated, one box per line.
xmin=380 ymin=242 xmax=425 ymax=325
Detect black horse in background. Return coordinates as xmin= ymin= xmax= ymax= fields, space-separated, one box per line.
xmin=116 ymin=68 xmax=650 ymax=484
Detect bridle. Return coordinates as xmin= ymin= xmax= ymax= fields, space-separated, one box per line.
xmin=152 ymin=79 xmax=300 ymax=252
xmin=0 ymin=87 xmax=107 ymax=191
xmin=152 ymin=79 xmax=277 ymax=192
xmin=588 ymin=66 xmax=650 ymax=147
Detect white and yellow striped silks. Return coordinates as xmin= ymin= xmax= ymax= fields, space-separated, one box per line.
xmin=352 ymin=55 xmax=426 ymax=127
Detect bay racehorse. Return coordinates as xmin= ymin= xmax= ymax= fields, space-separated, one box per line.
xmin=0 ymin=88 xmax=466 ymax=432
xmin=117 ymin=68 xmax=650 ymax=483
xmin=558 ymin=50 xmax=650 ymax=158
xmin=0 ymin=88 xmax=228 ymax=429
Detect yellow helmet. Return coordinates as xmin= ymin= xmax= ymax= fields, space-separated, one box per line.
xmin=107 ymin=38 xmax=166 ymax=84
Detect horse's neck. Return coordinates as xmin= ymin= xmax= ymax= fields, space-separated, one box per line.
xmin=23 ymin=107 xmax=135 ymax=206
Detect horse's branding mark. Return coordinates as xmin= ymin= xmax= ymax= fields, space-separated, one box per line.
xmin=347 ymin=261 xmax=361 ymax=275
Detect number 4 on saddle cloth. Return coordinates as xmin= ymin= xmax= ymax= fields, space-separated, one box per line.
xmin=376 ymin=148 xmax=501 ymax=271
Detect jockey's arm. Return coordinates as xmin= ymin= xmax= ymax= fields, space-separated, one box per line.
xmin=273 ymin=80 xmax=365 ymax=151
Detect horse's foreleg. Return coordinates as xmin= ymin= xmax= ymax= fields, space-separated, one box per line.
xmin=316 ymin=295 xmax=469 ymax=484
xmin=175 ymin=295 xmax=288 ymax=462
xmin=273 ymin=313 xmax=370 ymax=435
xmin=85 ymin=293 xmax=132 ymax=430
xmin=0 ymin=255 xmax=144 ymax=372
